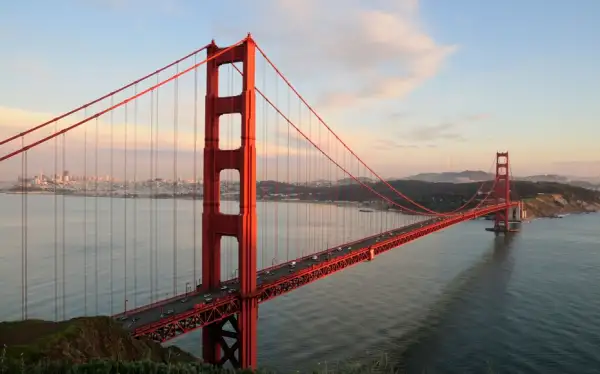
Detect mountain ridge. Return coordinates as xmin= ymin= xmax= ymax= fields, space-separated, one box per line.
xmin=401 ymin=170 xmax=600 ymax=189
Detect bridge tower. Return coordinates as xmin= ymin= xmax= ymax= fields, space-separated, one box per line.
xmin=202 ymin=35 xmax=258 ymax=369
xmin=492 ymin=151 xmax=511 ymax=232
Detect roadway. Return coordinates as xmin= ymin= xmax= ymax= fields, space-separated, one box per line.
xmin=115 ymin=214 xmax=448 ymax=332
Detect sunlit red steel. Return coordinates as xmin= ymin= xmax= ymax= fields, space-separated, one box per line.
xmin=202 ymin=34 xmax=258 ymax=369
xmin=130 ymin=203 xmax=516 ymax=344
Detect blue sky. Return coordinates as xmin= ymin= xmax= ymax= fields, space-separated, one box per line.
xmin=1 ymin=0 xmax=599 ymax=178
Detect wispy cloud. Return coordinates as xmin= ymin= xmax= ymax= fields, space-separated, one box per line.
xmin=387 ymin=112 xmax=410 ymax=120
xmin=251 ymin=0 xmax=457 ymax=109
xmin=463 ymin=113 xmax=490 ymax=122
xmin=402 ymin=122 xmax=466 ymax=142
xmin=372 ymin=138 xmax=436 ymax=151
xmin=218 ymin=0 xmax=457 ymax=110
xmin=371 ymin=119 xmax=473 ymax=151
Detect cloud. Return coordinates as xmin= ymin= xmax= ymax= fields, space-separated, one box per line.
xmin=252 ymin=0 xmax=457 ymax=109
xmin=464 ymin=113 xmax=490 ymax=122
xmin=372 ymin=138 xmax=436 ymax=151
xmin=401 ymin=122 xmax=466 ymax=142
xmin=387 ymin=112 xmax=410 ymax=120
xmin=370 ymin=119 xmax=473 ymax=151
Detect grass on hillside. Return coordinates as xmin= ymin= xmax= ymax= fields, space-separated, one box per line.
xmin=0 ymin=317 xmax=196 ymax=365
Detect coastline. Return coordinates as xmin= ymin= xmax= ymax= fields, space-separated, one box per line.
xmin=522 ymin=194 xmax=600 ymax=220
xmin=2 ymin=190 xmax=598 ymax=220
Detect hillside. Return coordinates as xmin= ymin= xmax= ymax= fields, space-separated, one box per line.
xmin=261 ymin=180 xmax=600 ymax=217
xmin=0 ymin=317 xmax=197 ymax=365
xmin=523 ymin=194 xmax=599 ymax=218
xmin=404 ymin=170 xmax=493 ymax=183
xmin=403 ymin=171 xmax=600 ymax=189
xmin=0 ymin=317 xmax=400 ymax=373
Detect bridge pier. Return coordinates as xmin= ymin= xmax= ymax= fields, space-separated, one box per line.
xmin=202 ymin=315 xmax=242 ymax=367
xmin=202 ymin=35 xmax=258 ymax=369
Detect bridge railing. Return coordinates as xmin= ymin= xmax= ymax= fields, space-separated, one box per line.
xmin=113 ymin=290 xmax=199 ymax=319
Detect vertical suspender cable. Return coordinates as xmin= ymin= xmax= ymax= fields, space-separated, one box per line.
xmin=133 ymin=84 xmax=138 ymax=308
xmin=83 ymin=108 xmax=88 ymax=315
xmin=94 ymin=117 xmax=99 ymax=314
xmin=124 ymin=101 xmax=129 ymax=312
xmin=173 ymin=63 xmax=179 ymax=295
xmin=110 ymin=95 xmax=114 ymax=315
xmin=192 ymin=54 xmax=198 ymax=287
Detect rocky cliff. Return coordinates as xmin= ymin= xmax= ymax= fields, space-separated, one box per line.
xmin=523 ymin=193 xmax=600 ymax=219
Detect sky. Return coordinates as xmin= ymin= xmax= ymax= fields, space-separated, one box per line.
xmin=1 ymin=0 xmax=600 ymax=180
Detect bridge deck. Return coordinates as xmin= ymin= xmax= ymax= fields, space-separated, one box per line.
xmin=114 ymin=216 xmax=441 ymax=332
xmin=115 ymin=204 xmax=515 ymax=341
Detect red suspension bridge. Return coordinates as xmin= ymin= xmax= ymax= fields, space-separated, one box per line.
xmin=0 ymin=35 xmax=523 ymax=369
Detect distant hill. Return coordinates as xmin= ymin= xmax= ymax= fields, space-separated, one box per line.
xmin=404 ymin=170 xmax=493 ymax=183
xmin=261 ymin=178 xmax=600 ymax=215
xmin=519 ymin=174 xmax=569 ymax=183
xmin=403 ymin=171 xmax=600 ymax=190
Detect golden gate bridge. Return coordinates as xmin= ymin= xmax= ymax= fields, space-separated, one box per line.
xmin=0 ymin=35 xmax=523 ymax=369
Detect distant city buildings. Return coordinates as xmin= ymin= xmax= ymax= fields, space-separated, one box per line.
xmin=9 ymin=171 xmax=374 ymax=200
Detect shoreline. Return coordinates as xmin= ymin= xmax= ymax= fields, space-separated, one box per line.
xmin=2 ymin=190 xmax=598 ymax=220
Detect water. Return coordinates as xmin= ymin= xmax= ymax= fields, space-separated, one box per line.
xmin=1 ymin=194 xmax=599 ymax=373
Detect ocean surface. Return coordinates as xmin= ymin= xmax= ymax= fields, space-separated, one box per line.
xmin=1 ymin=193 xmax=599 ymax=373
